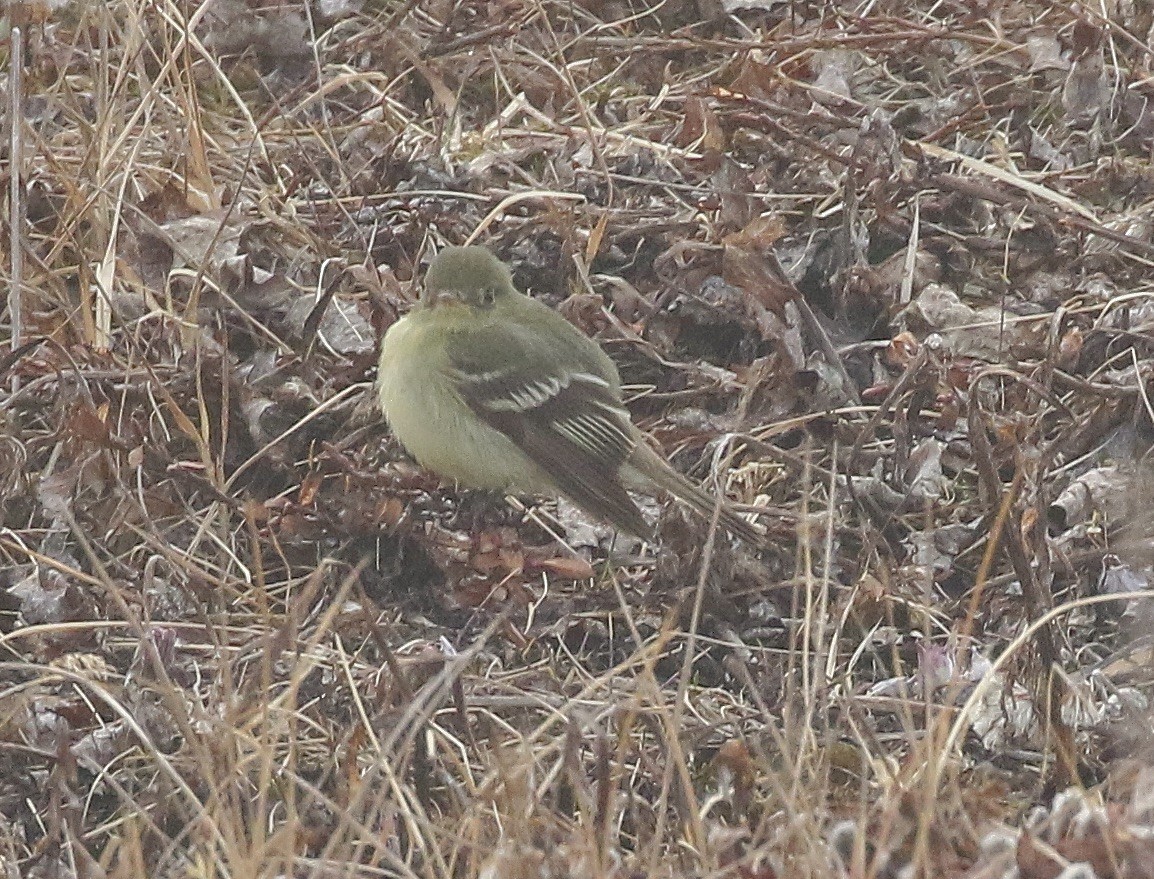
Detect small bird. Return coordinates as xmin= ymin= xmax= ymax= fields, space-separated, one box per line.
xmin=377 ymin=245 xmax=762 ymax=544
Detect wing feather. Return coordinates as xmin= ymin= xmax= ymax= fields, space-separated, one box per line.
xmin=450 ymin=362 xmax=651 ymax=536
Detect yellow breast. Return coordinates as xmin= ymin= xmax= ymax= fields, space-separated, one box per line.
xmin=377 ymin=315 xmax=554 ymax=493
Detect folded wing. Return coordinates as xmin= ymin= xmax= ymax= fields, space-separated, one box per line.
xmin=452 ymin=361 xmax=652 ymax=537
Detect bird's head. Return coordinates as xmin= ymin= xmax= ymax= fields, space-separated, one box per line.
xmin=422 ymin=246 xmax=517 ymax=313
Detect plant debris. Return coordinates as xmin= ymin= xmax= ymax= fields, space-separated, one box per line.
xmin=1 ymin=0 xmax=1154 ymax=876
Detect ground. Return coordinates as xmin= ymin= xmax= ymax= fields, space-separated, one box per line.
xmin=1 ymin=0 xmax=1154 ymax=877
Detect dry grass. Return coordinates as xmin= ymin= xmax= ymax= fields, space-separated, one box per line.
xmin=2 ymin=0 xmax=1154 ymax=876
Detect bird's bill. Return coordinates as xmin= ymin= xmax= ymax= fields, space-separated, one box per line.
xmin=424 ymin=288 xmax=472 ymax=309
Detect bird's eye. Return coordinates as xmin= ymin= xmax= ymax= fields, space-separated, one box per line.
xmin=479 ymin=288 xmax=496 ymax=307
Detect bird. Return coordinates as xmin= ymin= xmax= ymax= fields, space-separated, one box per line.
xmin=376 ymin=245 xmax=762 ymax=545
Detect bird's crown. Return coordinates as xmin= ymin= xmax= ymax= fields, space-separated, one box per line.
xmin=424 ymin=246 xmax=515 ymax=298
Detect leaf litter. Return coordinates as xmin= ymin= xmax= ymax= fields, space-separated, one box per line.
xmin=1 ymin=0 xmax=1154 ymax=876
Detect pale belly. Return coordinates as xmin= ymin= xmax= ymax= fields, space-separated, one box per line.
xmin=377 ymin=317 xmax=554 ymax=493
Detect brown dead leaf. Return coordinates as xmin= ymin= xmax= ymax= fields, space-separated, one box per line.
xmin=722 ymin=215 xmax=794 ymax=319
xmin=726 ymin=50 xmax=781 ymax=101
xmin=285 ymin=294 xmax=375 ymax=356
xmin=158 ymin=213 xmax=242 ymax=274
xmin=677 ymin=96 xmax=727 ymax=151
xmin=1063 ymin=50 xmax=1108 ymax=122
xmin=1048 ymin=466 xmax=1133 ymax=533
xmin=810 ymin=49 xmax=857 ymax=105
xmin=707 ymin=152 xmax=757 ymax=234
xmin=299 ymin=472 xmax=323 ymax=506
xmin=886 ymin=331 xmax=921 ymax=368
xmin=530 ymin=554 xmax=595 ymax=580
xmin=1049 ymin=817 xmax=1125 ymax=879
xmin=1027 ymin=33 xmax=1067 ymax=73
xmin=200 ymin=0 xmax=310 ymax=67
xmin=66 ymin=400 xmax=123 ymax=450
xmin=1057 ymin=327 xmax=1083 ymax=369
xmin=377 ymin=496 xmax=406 ymax=529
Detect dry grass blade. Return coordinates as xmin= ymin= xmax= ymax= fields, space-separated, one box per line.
xmin=1 ymin=0 xmax=1154 ymax=877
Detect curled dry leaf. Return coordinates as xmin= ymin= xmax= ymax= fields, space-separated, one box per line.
xmin=677 ymin=96 xmax=726 ymax=151
xmin=285 ymin=294 xmax=375 ymax=356
xmin=721 ymin=214 xmax=793 ymax=318
xmin=529 ymin=554 xmax=595 ymax=581
xmin=900 ymin=284 xmax=1047 ymax=361
xmin=903 ymin=438 xmax=944 ymax=502
xmin=1049 ymin=466 xmax=1133 ymax=533
xmin=886 ymin=330 xmax=921 ymax=368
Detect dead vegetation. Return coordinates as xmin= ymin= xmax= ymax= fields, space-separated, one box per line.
xmin=1 ymin=0 xmax=1154 ymax=876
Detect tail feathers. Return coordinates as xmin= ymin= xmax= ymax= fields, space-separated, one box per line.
xmin=627 ymin=446 xmax=765 ymax=547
